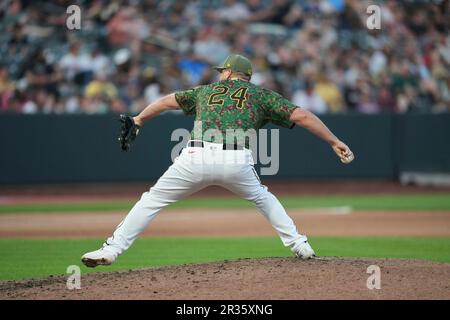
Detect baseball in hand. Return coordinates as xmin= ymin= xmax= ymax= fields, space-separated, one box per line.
xmin=340 ymin=152 xmax=354 ymax=164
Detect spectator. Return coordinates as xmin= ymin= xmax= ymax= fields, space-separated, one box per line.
xmin=0 ymin=0 xmax=447 ymax=115
xmin=84 ymin=72 xmax=118 ymax=102
xmin=292 ymin=81 xmax=327 ymax=114
xmin=178 ymin=53 xmax=209 ymax=86
xmin=248 ymin=0 xmax=304 ymax=29
xmin=142 ymin=67 xmax=163 ymax=105
xmin=59 ymin=43 xmax=85 ymax=82
xmin=65 ymin=95 xmax=82 ymax=114
xmin=315 ymin=73 xmax=345 ymax=113
xmin=377 ymin=86 xmax=397 ymax=113
xmin=0 ymin=67 xmax=14 ymax=111
xmin=357 ymin=87 xmax=379 ymax=114
xmin=107 ymin=6 xmax=148 ymax=46
xmin=214 ymin=0 xmax=250 ymax=22
xmin=79 ymin=47 xmax=112 ymax=78
xmin=193 ymin=29 xmax=230 ymax=65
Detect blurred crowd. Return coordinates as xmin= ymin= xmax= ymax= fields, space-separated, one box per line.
xmin=0 ymin=0 xmax=449 ymax=115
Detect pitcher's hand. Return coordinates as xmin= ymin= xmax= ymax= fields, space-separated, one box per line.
xmin=331 ymin=140 xmax=354 ymax=164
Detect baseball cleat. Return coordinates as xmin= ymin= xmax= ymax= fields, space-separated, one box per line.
xmin=293 ymin=241 xmax=316 ymax=259
xmin=81 ymin=248 xmax=117 ymax=268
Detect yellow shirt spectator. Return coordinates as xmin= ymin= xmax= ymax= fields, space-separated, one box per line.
xmin=85 ymin=78 xmax=118 ymax=100
xmin=315 ymin=76 xmax=344 ymax=113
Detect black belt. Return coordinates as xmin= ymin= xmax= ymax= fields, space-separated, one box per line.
xmin=188 ymin=141 xmax=244 ymax=150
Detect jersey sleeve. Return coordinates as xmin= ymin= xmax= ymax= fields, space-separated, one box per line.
xmin=261 ymin=89 xmax=298 ymax=129
xmin=174 ymin=86 xmax=202 ymax=115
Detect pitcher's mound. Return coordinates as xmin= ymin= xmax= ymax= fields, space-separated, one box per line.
xmin=1 ymin=257 xmax=449 ymax=300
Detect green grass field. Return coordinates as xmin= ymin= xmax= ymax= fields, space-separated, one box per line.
xmin=0 ymin=237 xmax=449 ymax=281
xmin=1 ymin=193 xmax=450 ymax=213
xmin=1 ymin=193 xmax=449 ymax=281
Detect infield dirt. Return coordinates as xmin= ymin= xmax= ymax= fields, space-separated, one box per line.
xmin=1 ymin=209 xmax=450 ymax=238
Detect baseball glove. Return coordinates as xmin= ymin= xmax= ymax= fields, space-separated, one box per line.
xmin=118 ymin=114 xmax=140 ymax=151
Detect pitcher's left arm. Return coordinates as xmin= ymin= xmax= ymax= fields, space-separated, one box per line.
xmin=133 ymin=93 xmax=180 ymax=126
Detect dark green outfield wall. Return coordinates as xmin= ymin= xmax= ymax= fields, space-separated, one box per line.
xmin=0 ymin=113 xmax=449 ymax=184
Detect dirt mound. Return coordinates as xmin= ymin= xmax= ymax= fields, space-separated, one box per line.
xmin=1 ymin=257 xmax=449 ymax=300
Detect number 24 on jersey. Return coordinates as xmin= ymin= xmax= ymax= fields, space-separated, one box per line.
xmin=207 ymin=86 xmax=248 ymax=110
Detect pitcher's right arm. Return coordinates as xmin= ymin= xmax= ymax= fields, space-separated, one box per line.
xmin=289 ymin=108 xmax=354 ymax=163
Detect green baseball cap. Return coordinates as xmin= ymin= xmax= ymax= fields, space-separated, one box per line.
xmin=213 ymin=54 xmax=253 ymax=76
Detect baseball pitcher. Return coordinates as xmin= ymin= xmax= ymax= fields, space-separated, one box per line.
xmin=82 ymin=54 xmax=354 ymax=267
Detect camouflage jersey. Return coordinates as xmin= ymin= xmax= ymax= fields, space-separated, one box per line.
xmin=174 ymin=79 xmax=298 ymax=147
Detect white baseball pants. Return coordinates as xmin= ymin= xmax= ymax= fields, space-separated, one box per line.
xmin=104 ymin=141 xmax=307 ymax=256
